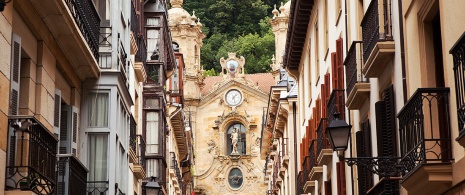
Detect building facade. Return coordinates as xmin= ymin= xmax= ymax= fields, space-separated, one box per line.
xmin=265 ymin=0 xmax=465 ymax=194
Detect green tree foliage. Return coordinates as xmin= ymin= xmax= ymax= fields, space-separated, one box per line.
xmin=182 ymin=0 xmax=282 ymax=74
xmin=203 ymin=68 xmax=219 ymax=76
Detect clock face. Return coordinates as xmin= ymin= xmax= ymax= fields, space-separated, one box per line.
xmin=225 ymin=89 xmax=242 ymax=106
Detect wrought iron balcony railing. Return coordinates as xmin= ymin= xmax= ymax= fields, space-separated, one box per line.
xmin=115 ymin=183 xmax=125 ymax=195
xmin=170 ymin=152 xmax=182 ymax=186
xmin=361 ymin=0 xmax=393 ymax=63
xmin=327 ymin=89 xmax=345 ymax=124
xmin=398 ymin=88 xmax=453 ymax=177
xmin=296 ymin=171 xmax=304 ymax=194
xmin=64 ymin=0 xmax=101 ymax=61
xmin=344 ymin=41 xmax=366 ymax=95
xmin=316 ymin=118 xmax=330 ymax=157
xmin=450 ymin=32 xmax=465 ymax=138
xmin=135 ymin=36 xmax=147 ymax=64
xmin=99 ymin=26 xmax=112 ymax=48
xmin=130 ymin=116 xmax=137 ymax=154
xmin=130 ymin=0 xmax=139 ymax=35
xmin=87 ymin=181 xmax=109 ymax=195
xmin=57 ymin=154 xmax=88 ymax=195
xmin=5 ymin=116 xmax=58 ymax=194
xmin=137 ymin=135 xmax=147 ymax=169
xmin=366 ymin=177 xmax=400 ymax=195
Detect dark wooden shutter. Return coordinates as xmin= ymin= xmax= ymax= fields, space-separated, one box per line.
xmin=54 ymin=90 xmax=62 ymax=135
xmin=325 ymin=179 xmax=332 ymax=195
xmin=336 ymin=38 xmax=344 ymax=90
xmin=331 ymin=52 xmax=338 ymax=90
xmin=9 ymin=34 xmax=21 ymax=115
xmin=356 ymin=120 xmax=374 ymax=194
xmin=337 ymin=161 xmax=346 ymax=195
xmin=376 ymin=85 xmax=397 ymax=157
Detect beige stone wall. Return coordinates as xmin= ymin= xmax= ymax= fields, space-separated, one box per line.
xmin=193 ymin=85 xmax=268 ymax=195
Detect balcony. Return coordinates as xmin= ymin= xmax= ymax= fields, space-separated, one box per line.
xmin=56 ymin=154 xmax=89 ymax=195
xmin=316 ymin=118 xmax=332 ymax=165
xmin=19 ymin=0 xmax=101 ymax=79
xmin=345 ymin=41 xmax=370 ymax=110
xmin=87 ymin=181 xmax=109 ymax=195
xmin=281 ymin=138 xmax=289 ymax=168
xmin=450 ymin=32 xmax=465 ymax=146
xmin=327 ymin=89 xmax=345 ymax=124
xmin=5 ymin=116 xmax=58 ymax=194
xmin=129 ymin=1 xmax=139 ymax=55
xmin=296 ymin=171 xmax=306 ymax=195
xmin=361 ymin=0 xmax=395 ymax=78
xmin=302 ymin=140 xmax=316 ymax=194
xmin=131 ymin=135 xmax=147 ymax=180
xmin=170 ymin=152 xmax=182 ymax=192
xmin=366 ymin=177 xmax=400 ymax=195
xmin=398 ymin=88 xmax=453 ymax=194
xmin=129 ymin=116 xmax=137 ymax=163
xmin=308 ymin=140 xmax=322 ymax=181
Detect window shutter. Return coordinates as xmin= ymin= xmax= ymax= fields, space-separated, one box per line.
xmin=356 ymin=120 xmax=374 ymax=194
xmin=336 ymin=38 xmax=344 ymax=89
xmin=321 ymin=84 xmax=326 ymax=117
xmin=325 ymin=73 xmax=331 ymax=100
xmin=383 ymin=85 xmax=397 ymax=157
xmin=324 ymin=180 xmax=332 ymax=195
xmin=71 ymin=107 xmax=79 ymax=156
xmin=54 ymin=90 xmax=62 ymax=135
xmin=376 ymin=85 xmax=397 ymax=157
xmin=337 ymin=161 xmax=346 ymax=195
xmin=331 ymin=52 xmax=337 ymax=90
xmin=9 ymin=34 xmax=21 ymax=115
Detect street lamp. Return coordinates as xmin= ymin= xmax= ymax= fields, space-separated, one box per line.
xmin=144 ymin=177 xmax=162 ymax=195
xmin=326 ymin=113 xmax=402 ymax=177
xmin=0 ymin=0 xmax=11 ymax=12
xmin=326 ymin=113 xmax=351 ymax=160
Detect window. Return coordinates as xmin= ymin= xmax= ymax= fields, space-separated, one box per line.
xmin=88 ymin=134 xmax=108 ymax=182
xmin=147 ymin=29 xmax=160 ymax=61
xmin=147 ymin=64 xmax=160 ymax=84
xmin=227 ymin=123 xmax=246 ymax=155
xmin=314 ymin=19 xmax=320 ymax=84
xmin=88 ymin=93 xmax=109 ymax=127
xmin=146 ymin=111 xmax=160 ymax=154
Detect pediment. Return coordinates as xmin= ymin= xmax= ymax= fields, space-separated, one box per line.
xmin=199 ymin=79 xmax=269 ymax=107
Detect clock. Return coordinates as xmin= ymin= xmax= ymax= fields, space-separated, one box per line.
xmin=225 ymin=89 xmax=242 ymax=106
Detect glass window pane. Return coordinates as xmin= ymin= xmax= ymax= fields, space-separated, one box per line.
xmin=147 ymin=18 xmax=160 ymax=26
xmin=88 ymin=93 xmax=109 ymax=127
xmin=88 ymin=134 xmax=108 ymax=181
xmin=146 ymin=112 xmax=159 ymax=154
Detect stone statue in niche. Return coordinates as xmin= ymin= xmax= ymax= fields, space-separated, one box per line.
xmin=230 ymin=127 xmax=239 ymax=155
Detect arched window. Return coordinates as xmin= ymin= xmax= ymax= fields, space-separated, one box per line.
xmin=227 ymin=123 xmax=246 ymax=155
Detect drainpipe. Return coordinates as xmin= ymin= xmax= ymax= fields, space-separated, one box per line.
xmin=344 ymin=1 xmax=355 ymax=195
xmin=292 ymin=102 xmax=297 ymax=193
xmin=398 ymin=0 xmax=407 ymax=103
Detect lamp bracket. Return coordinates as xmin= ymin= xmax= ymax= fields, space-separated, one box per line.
xmin=345 ymin=156 xmax=403 ymax=177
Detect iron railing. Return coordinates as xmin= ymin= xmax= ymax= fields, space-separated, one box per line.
xmin=64 ymin=0 xmax=101 ymax=61
xmin=316 ymin=118 xmax=330 ymax=157
xmin=327 ymin=89 xmax=345 ymax=124
xmin=344 ymin=41 xmax=366 ymax=95
xmin=135 ymin=36 xmax=147 ymax=64
xmin=137 ymin=135 xmax=147 ymax=170
xmin=57 ymin=154 xmax=88 ymax=195
xmin=99 ymin=26 xmax=112 ymax=48
xmin=300 ymin=140 xmax=317 ymax=192
xmin=130 ymin=116 xmax=137 ymax=154
xmin=170 ymin=152 xmax=182 ymax=186
xmin=450 ymin=32 xmax=465 ymax=137
xmin=366 ymin=177 xmax=400 ymax=195
xmin=87 ymin=181 xmax=109 ymax=195
xmin=398 ymin=88 xmax=453 ymax=177
xmin=115 ymin=183 xmax=125 ymax=195
xmin=5 ymin=116 xmax=58 ymax=194
xmin=296 ymin=171 xmax=304 ymax=194
xmin=272 ymin=159 xmax=278 ymax=191
xmin=130 ymin=0 xmax=139 ymax=34
xmin=361 ymin=0 xmax=393 ymax=63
